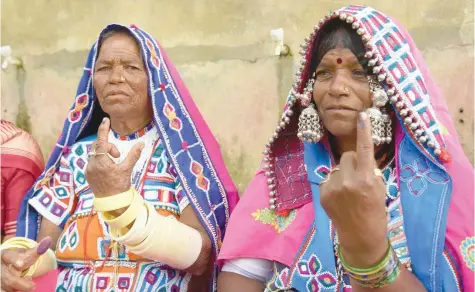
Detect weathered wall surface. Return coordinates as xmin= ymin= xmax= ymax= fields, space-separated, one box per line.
xmin=2 ymin=0 xmax=473 ymax=192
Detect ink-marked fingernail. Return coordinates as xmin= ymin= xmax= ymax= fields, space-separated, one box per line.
xmin=359 ymin=112 xmax=367 ymax=127
xmin=36 ymin=237 xmax=51 ymax=255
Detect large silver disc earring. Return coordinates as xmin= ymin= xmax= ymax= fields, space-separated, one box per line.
xmin=366 ymin=76 xmax=392 ymax=145
xmin=297 ymin=75 xmax=323 ymax=143
xmin=297 ymin=103 xmax=322 ymax=143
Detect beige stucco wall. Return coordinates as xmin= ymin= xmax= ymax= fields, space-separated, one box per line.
xmin=1 ymin=0 xmax=473 ymax=192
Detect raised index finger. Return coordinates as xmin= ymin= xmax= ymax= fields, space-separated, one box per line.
xmin=18 ymin=237 xmax=51 ymax=270
xmin=356 ymin=112 xmax=375 ymax=172
xmin=95 ymin=117 xmax=111 ymax=152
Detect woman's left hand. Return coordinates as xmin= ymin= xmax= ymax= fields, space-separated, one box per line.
xmin=85 ymin=117 xmax=143 ymax=199
xmin=320 ymin=112 xmax=388 ymax=266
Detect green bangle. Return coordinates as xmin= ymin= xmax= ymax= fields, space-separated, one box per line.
xmin=338 ymin=240 xmax=401 ymax=289
xmin=337 ymin=240 xmax=392 ymax=274
xmin=358 ymin=263 xmax=401 ymax=288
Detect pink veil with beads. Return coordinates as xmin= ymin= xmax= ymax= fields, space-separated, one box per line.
xmin=218 ymin=5 xmax=473 ymax=290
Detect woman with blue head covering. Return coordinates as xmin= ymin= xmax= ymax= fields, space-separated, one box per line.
xmin=1 ymin=24 xmax=239 ymax=292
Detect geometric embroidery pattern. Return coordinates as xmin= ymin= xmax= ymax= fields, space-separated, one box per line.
xmin=387 ymin=197 xmax=411 ymax=266
xmin=31 ymin=136 xmax=193 ymax=291
xmin=297 ymin=255 xmax=337 ymax=292
xmin=68 ymin=94 xmax=88 ymax=123
xmin=190 ymin=160 xmax=210 ymax=192
xmin=264 ymin=264 xmax=291 ymax=291
xmin=283 ymin=159 xmax=412 ymax=290
xmin=58 ymin=221 xmax=80 ymax=252
xmin=314 ymin=165 xmax=331 ymax=181
xmin=382 ymin=159 xmax=411 ymax=267
xmin=399 ymin=158 xmax=450 ymax=196
xmin=163 ymin=103 xmax=183 ymax=131
xmin=53 ymin=186 xmax=70 ymax=199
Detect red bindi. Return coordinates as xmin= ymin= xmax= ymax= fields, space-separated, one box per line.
xmin=336 ymin=58 xmax=342 ymax=64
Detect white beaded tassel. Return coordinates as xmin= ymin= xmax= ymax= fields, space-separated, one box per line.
xmin=264 ymin=19 xmax=324 ymax=209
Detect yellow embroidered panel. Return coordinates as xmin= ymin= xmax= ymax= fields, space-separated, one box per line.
xmin=252 ymin=208 xmax=297 ymax=233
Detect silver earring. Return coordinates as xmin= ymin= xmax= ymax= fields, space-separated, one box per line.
xmin=381 ymin=107 xmax=392 ymax=144
xmin=366 ymin=76 xmax=392 ymax=145
xmin=297 ymin=76 xmax=323 ymax=143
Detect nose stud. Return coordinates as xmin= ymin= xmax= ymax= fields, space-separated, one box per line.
xmin=344 ymin=87 xmax=349 ymax=93
xmin=120 ymin=76 xmax=125 ymax=82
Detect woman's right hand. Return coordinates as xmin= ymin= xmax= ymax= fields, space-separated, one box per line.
xmin=1 ymin=237 xmax=51 ymax=292
xmin=319 ymin=112 xmax=388 ymax=267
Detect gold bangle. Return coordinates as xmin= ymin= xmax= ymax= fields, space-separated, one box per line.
xmin=101 ymin=189 xmax=144 ymax=229
xmin=93 ymin=188 xmax=135 ymax=212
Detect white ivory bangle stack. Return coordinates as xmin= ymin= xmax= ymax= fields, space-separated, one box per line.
xmin=109 ymin=202 xmax=149 ymax=246
xmin=98 ymin=189 xmax=203 ymax=270
xmin=125 ymin=206 xmax=202 ymax=270
xmin=100 ymin=189 xmax=143 ymax=229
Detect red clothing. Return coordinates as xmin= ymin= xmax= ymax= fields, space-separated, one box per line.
xmin=1 ymin=120 xmax=44 ymax=236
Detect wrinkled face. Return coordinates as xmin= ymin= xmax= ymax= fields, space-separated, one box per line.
xmin=93 ymin=32 xmax=150 ymax=119
xmin=312 ymin=47 xmax=372 ymax=138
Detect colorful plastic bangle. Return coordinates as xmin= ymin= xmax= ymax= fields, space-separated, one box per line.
xmin=338 ymin=241 xmax=401 ymax=288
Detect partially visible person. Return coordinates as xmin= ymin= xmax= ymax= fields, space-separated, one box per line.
xmin=1 ymin=120 xmax=44 ymax=241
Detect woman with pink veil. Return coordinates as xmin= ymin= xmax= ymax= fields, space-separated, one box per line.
xmin=219 ymin=5 xmax=473 ymax=292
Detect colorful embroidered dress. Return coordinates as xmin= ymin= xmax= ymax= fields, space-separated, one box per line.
xmin=219 ymin=6 xmax=474 ymax=292
xmin=17 ymin=24 xmax=239 ymax=291
xmin=262 ymin=158 xmax=410 ymax=291
xmin=39 ymin=127 xmax=196 ymax=291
